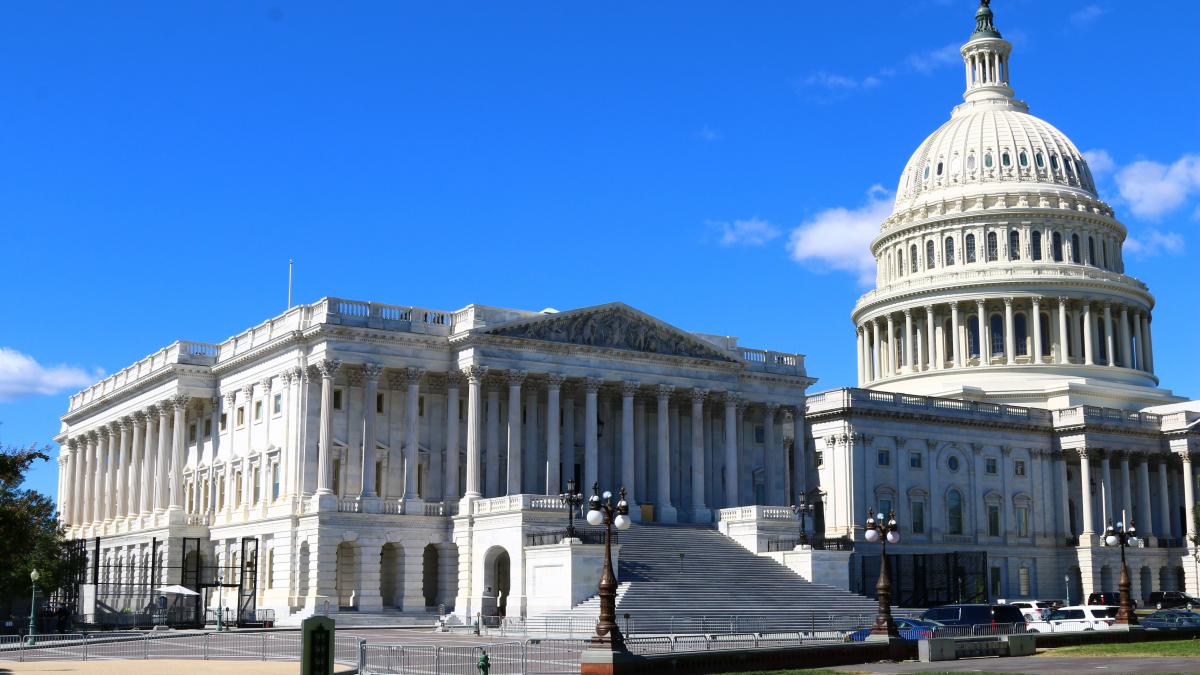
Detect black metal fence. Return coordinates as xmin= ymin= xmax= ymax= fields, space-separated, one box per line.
xmin=765 ymin=535 xmax=855 ymax=552
xmin=852 ymin=550 xmax=988 ymax=608
xmin=524 ymin=528 xmax=614 ymax=547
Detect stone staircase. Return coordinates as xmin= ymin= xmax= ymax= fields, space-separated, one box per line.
xmin=533 ymin=523 xmax=878 ymax=634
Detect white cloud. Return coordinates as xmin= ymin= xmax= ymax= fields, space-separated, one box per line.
xmin=0 ymin=347 xmax=100 ymax=403
xmin=1114 ymin=154 xmax=1200 ymax=219
xmin=1082 ymin=148 xmax=1115 ymax=176
xmin=1125 ymin=229 xmax=1184 ymax=258
xmin=1070 ymin=5 xmax=1108 ymax=26
xmin=696 ymin=125 xmax=720 ymax=142
xmin=802 ymin=71 xmax=881 ymax=91
xmin=711 ymin=217 xmax=781 ymax=247
xmin=904 ymin=43 xmax=961 ymax=74
xmin=786 ymin=186 xmax=892 ymax=284
xmin=797 ymin=43 xmax=960 ymax=100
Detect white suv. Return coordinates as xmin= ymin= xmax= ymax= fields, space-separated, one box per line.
xmin=1007 ymin=601 xmax=1054 ymax=621
xmin=1027 ymin=605 xmax=1118 ymax=632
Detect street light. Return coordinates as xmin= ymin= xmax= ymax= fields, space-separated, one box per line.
xmin=585 ymin=482 xmax=631 ymax=650
xmin=864 ymin=508 xmax=900 ymax=638
xmin=26 ymin=569 xmax=39 ymax=645
xmin=560 ymin=478 xmax=584 ymax=540
xmin=791 ymin=494 xmax=816 ymax=546
xmin=1103 ymin=519 xmax=1140 ymax=626
xmin=215 ymin=571 xmax=225 ymax=632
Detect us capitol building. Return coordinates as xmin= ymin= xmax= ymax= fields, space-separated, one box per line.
xmin=54 ymin=2 xmax=1199 ymax=625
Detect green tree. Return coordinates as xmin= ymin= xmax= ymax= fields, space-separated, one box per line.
xmin=0 ymin=443 xmax=82 ymax=602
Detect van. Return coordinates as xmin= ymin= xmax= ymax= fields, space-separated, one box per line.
xmin=921 ymin=603 xmax=1026 ymax=627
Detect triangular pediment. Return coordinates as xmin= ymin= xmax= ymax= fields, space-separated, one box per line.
xmin=482 ymin=303 xmax=737 ymax=362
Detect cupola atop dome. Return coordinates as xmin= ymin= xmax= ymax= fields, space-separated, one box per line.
xmin=959 ymin=0 xmax=1023 ymax=111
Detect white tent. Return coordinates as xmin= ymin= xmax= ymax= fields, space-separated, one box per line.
xmin=155 ymin=585 xmax=199 ymax=596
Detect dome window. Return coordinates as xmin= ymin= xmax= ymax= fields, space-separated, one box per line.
xmin=1050 ymin=155 xmax=1060 ymax=171
xmin=1035 ymin=152 xmax=1045 ymax=168
xmin=951 ymin=156 xmax=961 ymax=174
xmin=910 ymin=244 xmax=918 ymax=274
xmin=965 ymin=234 xmax=977 ymax=263
xmin=967 ymin=154 xmax=976 ymax=171
xmin=986 ymin=232 xmax=998 ymax=261
xmin=926 ymin=240 xmax=936 ymax=269
xmin=945 ymin=236 xmax=955 ymax=265
xmin=984 ymin=153 xmax=994 ymax=169
xmin=936 ymin=161 xmax=944 ymax=176
xmin=1031 ymin=231 xmax=1043 ymax=261
xmin=1002 ymin=152 xmax=1012 ymax=167
xmin=1019 ymin=151 xmax=1029 ymax=167
xmin=924 ymin=165 xmax=930 ymax=179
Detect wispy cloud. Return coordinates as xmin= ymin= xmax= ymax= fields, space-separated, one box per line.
xmin=796 ymin=42 xmax=962 ymax=101
xmin=904 ymin=43 xmax=961 ymax=74
xmin=1125 ymin=229 xmax=1184 ymax=259
xmin=710 ymin=217 xmax=781 ymax=247
xmin=786 ymin=186 xmax=892 ymax=284
xmin=1082 ymin=148 xmax=1115 ymax=176
xmin=1113 ymin=154 xmax=1200 ymax=219
xmin=1070 ymin=5 xmax=1108 ymax=26
xmin=0 ymin=347 xmax=100 ymax=403
xmin=803 ymin=71 xmax=882 ymax=91
xmin=696 ymin=125 xmax=721 ymax=142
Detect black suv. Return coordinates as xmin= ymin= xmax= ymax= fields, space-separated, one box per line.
xmin=921 ymin=603 xmax=1026 ymax=627
xmin=1087 ymin=592 xmax=1137 ymax=608
xmin=1146 ymin=591 xmax=1200 ymax=610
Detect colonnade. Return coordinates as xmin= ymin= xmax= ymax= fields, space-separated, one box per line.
xmin=1068 ymin=448 xmax=1195 ymax=545
xmin=856 ymin=295 xmax=1154 ymax=384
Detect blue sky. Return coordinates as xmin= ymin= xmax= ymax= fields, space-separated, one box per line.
xmin=2 ymin=1 xmax=1198 ymax=499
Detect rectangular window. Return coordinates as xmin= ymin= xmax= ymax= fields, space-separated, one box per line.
xmin=754 ymin=425 xmax=765 ymax=444
xmin=332 ymin=459 xmax=341 ymax=496
xmin=266 ymin=549 xmax=275 ymax=589
xmin=218 ymin=481 xmax=225 ymax=510
xmin=815 ymin=451 xmax=824 ymax=467
xmin=879 ymin=498 xmax=892 ymax=515
xmin=188 ymin=423 xmax=197 ymax=443
xmin=204 ymin=419 xmax=212 ymax=437
xmin=986 ymin=457 xmax=998 ymax=474
xmin=271 ymin=463 xmax=280 ymax=500
xmin=375 ymin=462 xmax=383 ymax=497
xmin=1018 ymin=567 xmax=1031 ymax=596
xmin=988 ymin=504 xmax=1001 ymax=536
xmin=220 ymin=413 xmax=227 ymax=431
xmin=235 ymin=472 xmax=243 ymax=507
xmin=1015 ymin=460 xmax=1026 ymax=476
xmin=990 ymin=567 xmax=1003 ymax=598
xmin=236 ymin=407 xmax=245 ymax=427
xmin=911 ymin=501 xmax=925 ymax=534
xmin=333 ymin=389 xmax=343 ymax=410
xmin=909 ymin=452 xmax=922 ymax=469
xmin=877 ymin=449 xmax=891 ymax=466
xmin=459 ymin=399 xmax=465 ymax=421
xmin=419 ymin=396 xmax=425 ymax=417
xmin=253 ymin=467 xmax=261 ymax=503
xmin=377 ymin=393 xmax=385 ymax=414
xmin=254 ymin=400 xmax=263 ymax=422
xmin=273 ymin=393 xmax=282 ymax=415
xmin=1017 ymin=506 xmax=1029 ymax=537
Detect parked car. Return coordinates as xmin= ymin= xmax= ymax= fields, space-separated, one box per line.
xmin=847 ymin=617 xmax=944 ymax=641
xmin=1087 ymin=592 xmax=1136 ymax=609
xmin=1146 ymin=591 xmax=1200 ymax=610
xmin=1140 ymin=610 xmax=1200 ymax=630
xmin=1008 ymin=601 xmax=1054 ymax=621
xmin=1026 ymin=605 xmax=1118 ymax=632
xmin=920 ymin=604 xmax=1026 ymax=627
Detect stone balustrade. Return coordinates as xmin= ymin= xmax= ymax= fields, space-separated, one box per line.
xmin=806 ymin=387 xmax=1053 ymax=426
xmin=717 ymin=505 xmax=796 ymax=522
xmin=472 ymin=493 xmax=568 ymax=516
xmin=68 ymin=341 xmax=218 ymax=412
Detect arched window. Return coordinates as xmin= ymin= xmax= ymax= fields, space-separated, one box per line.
xmin=926 ymin=240 xmax=936 ymax=269
xmin=924 ymin=164 xmax=930 ymax=179
xmin=936 ymin=161 xmax=944 ymax=176
xmin=990 ymin=313 xmax=1004 ymax=356
xmin=1040 ymin=313 xmax=1052 ymax=357
xmin=1071 ymin=234 xmax=1081 ymax=263
xmin=1050 ymin=155 xmax=1060 ymax=171
xmin=896 ymin=249 xmax=904 ymax=277
xmin=943 ymin=318 xmax=954 ymax=363
xmin=967 ymin=153 xmax=977 ymax=171
xmin=1015 ymin=313 xmax=1028 ymax=356
xmin=1002 ymin=151 xmax=1011 ymax=167
xmin=1096 ymin=316 xmax=1107 ymax=363
xmin=1035 ymin=152 xmax=1045 ymax=169
xmin=967 ymin=316 xmax=980 ymax=358
xmin=986 ymin=232 xmax=998 ymax=261
xmin=1052 ymin=232 xmax=1064 ymax=262
xmin=1008 ymin=230 xmax=1020 ymax=260
xmin=1088 ymin=236 xmax=1096 ymax=265
xmin=910 ymin=244 xmax=918 ymax=274
xmin=945 ymin=237 xmax=955 ymax=266
xmin=965 ymin=234 xmax=977 ymax=263
xmin=984 ymin=152 xmax=994 ymax=169
xmin=1031 ymin=231 xmax=1043 ymax=261
xmin=948 ymin=489 xmax=964 ymax=535
xmin=1019 ymin=151 xmax=1029 ymax=167
xmin=1102 ymin=239 xmax=1108 ymax=268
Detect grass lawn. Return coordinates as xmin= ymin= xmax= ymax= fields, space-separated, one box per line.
xmin=725 ymin=671 xmax=1026 ymax=675
xmin=1039 ymin=637 xmax=1200 ymax=657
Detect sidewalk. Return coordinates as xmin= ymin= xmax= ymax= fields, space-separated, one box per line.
xmin=0 ymin=660 xmax=299 ymax=674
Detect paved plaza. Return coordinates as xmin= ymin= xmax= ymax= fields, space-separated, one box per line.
xmin=834 ymin=654 xmax=1200 ymax=674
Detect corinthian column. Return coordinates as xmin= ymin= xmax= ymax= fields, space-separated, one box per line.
xmin=139 ymin=409 xmax=155 ymax=514
xmin=103 ymin=425 xmax=116 ymax=521
xmin=1078 ymin=448 xmax=1095 ymax=536
xmin=115 ymin=419 xmax=131 ymax=518
xmin=155 ymin=403 xmax=170 ymax=512
xmin=903 ymin=309 xmax=914 ymax=373
xmin=925 ymin=305 xmax=937 ymax=370
xmin=359 ymin=364 xmax=384 ymax=502
xmin=872 ymin=319 xmax=883 ymax=378
xmin=656 ymin=385 xmax=677 ymax=522
xmin=724 ymin=394 xmax=739 ymax=507
xmin=690 ymin=388 xmax=709 ymax=522
xmin=128 ymin=413 xmax=145 ymax=516
xmin=621 ymin=381 xmax=639 ymax=517
xmin=951 ymin=301 xmax=962 ymax=368
xmin=975 ymin=299 xmax=987 ymax=365
xmin=1003 ymin=297 xmax=1015 ymax=365
xmin=1103 ymin=302 xmax=1116 ymax=366
xmin=314 ymin=358 xmax=341 ymax=497
xmin=1057 ymin=297 xmax=1070 ymax=364
xmin=1082 ymin=301 xmax=1095 ymax=365
xmin=462 ymin=366 xmax=487 ymax=501
xmin=545 ymin=374 xmax=564 ymax=495
xmin=583 ymin=378 xmax=601 ymax=490
xmin=403 ymin=367 xmax=425 ymax=504
xmin=1133 ymin=310 xmax=1146 ymax=370
xmin=505 ymin=370 xmax=526 ymax=496
xmin=82 ymin=433 xmax=96 ymax=524
xmin=169 ymin=394 xmax=189 ymax=511
xmin=1031 ymin=296 xmax=1043 ymax=362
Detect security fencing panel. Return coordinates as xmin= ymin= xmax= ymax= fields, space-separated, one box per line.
xmin=852 ymin=550 xmax=988 ymax=607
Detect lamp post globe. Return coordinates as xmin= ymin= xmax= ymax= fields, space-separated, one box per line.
xmin=864 ymin=509 xmax=900 ymax=639
xmin=1104 ymin=520 xmax=1139 ymax=626
xmin=26 ymin=569 xmax=39 ymax=644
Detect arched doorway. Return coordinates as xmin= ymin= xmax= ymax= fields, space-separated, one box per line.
xmin=380 ymin=543 xmax=402 ymax=609
xmin=336 ymin=542 xmax=359 ymax=610
xmin=422 ymin=544 xmax=439 ymax=608
xmin=1159 ymin=566 xmax=1173 ymax=593
xmin=1067 ymin=566 xmax=1083 ymax=606
xmin=482 ymin=546 xmax=511 ymax=618
xmin=1099 ymin=565 xmax=1113 ymax=592
xmin=1140 ymin=566 xmax=1153 ymax=604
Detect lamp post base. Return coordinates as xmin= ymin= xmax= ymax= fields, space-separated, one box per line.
xmin=579 ymin=643 xmax=644 ymax=675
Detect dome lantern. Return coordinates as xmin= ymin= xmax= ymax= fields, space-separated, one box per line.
xmin=960 ymin=1 xmax=1016 ymax=106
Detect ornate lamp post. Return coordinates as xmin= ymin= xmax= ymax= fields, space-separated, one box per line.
xmin=791 ymin=494 xmax=816 ymax=545
xmin=864 ymin=509 xmax=900 ymax=638
xmin=26 ymin=569 xmax=39 ymax=645
xmin=585 ymin=482 xmax=631 ymax=649
xmin=216 ymin=571 xmax=225 ymax=632
xmin=1104 ymin=519 xmax=1140 ymax=626
xmin=561 ymin=478 xmax=584 ymax=540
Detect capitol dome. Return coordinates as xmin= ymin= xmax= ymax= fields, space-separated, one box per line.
xmin=849 ymin=0 xmax=1179 ymax=410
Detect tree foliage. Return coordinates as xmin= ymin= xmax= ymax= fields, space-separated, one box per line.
xmin=0 ymin=444 xmax=81 ymax=601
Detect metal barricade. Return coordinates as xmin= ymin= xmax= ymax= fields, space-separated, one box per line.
xmin=525 ymin=638 xmax=587 ymax=675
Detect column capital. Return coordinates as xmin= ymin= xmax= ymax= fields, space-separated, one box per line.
xmin=96 ymin=426 xmax=110 ymax=440
xmin=1177 ymin=450 xmax=1193 ymax=464
xmin=722 ymin=392 xmax=741 ymax=409
xmin=1102 ymin=300 xmax=1112 ymax=311
xmin=279 ymin=369 xmax=294 ymax=386
xmin=404 ymin=367 xmax=427 ymax=386
xmin=445 ymin=369 xmax=464 ymax=388
xmin=116 ymin=417 xmax=131 ymax=432
xmin=132 ymin=411 xmax=147 ymax=424
xmin=223 ymin=391 xmax=237 ymax=406
xmin=1057 ymin=296 xmax=1070 ymax=307
xmin=506 ymin=369 xmax=528 ymax=387
xmin=241 ymin=383 xmax=256 ymax=398
xmin=316 ymin=358 xmax=342 ymax=379
xmin=764 ymin=401 xmax=780 ymax=415
xmin=361 ymin=363 xmax=385 ymax=382
xmin=171 ymin=394 xmax=191 ymax=411
xmin=583 ymin=377 xmax=603 ymax=394
xmin=545 ymin=372 xmax=567 ymax=389
xmin=1031 ymin=295 xmax=1042 ymax=305
xmin=690 ymin=387 xmax=708 ymax=404
xmin=66 ymin=438 xmax=79 ymax=451
xmin=1003 ymin=296 xmax=1014 ymax=307
xmin=1074 ymin=447 xmax=1090 ymax=461
xmin=923 ymin=304 xmax=935 ymax=314
xmin=620 ymin=380 xmax=640 ymax=398
xmin=463 ymin=365 xmax=489 ymax=385
xmin=902 ymin=308 xmax=913 ymax=318
xmin=259 ymin=376 xmax=273 ymax=392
